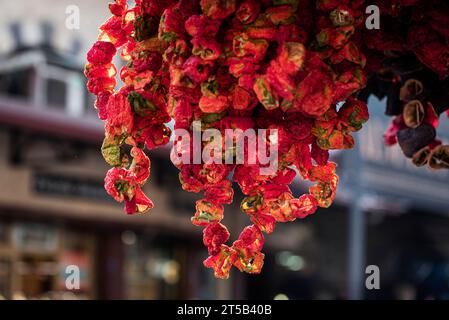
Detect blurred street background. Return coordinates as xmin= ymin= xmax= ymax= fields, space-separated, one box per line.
xmin=0 ymin=0 xmax=449 ymax=300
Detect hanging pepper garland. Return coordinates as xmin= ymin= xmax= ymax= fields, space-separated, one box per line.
xmin=85 ymin=0 xmax=449 ymax=279
xmin=359 ymin=1 xmax=449 ymax=169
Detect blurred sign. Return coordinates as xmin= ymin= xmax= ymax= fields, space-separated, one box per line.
xmin=340 ymin=97 xmax=449 ymax=211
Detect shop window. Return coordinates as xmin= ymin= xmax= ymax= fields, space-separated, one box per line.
xmin=18 ymin=255 xmax=58 ymax=299
xmin=2 ymin=224 xmax=96 ymax=300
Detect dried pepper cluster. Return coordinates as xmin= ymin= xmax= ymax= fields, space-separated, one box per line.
xmin=86 ymin=0 xmax=448 ymax=278
xmin=359 ymin=0 xmax=449 ymax=169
